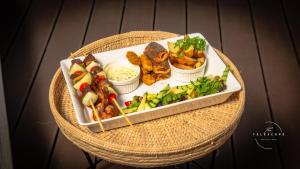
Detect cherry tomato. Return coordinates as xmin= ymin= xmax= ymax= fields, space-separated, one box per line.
xmin=79 ymin=82 xmax=89 ymax=92
xmin=94 ymin=75 xmax=106 ymax=84
xmin=108 ymin=93 xmax=117 ymax=104
xmin=124 ymin=101 xmax=132 ymax=107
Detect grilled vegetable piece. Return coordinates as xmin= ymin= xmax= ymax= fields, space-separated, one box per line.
xmin=126 ymin=51 xmax=141 ymax=65
xmin=86 ymin=61 xmax=101 ymax=72
xmin=161 ymin=94 xmax=172 ymax=105
xmin=82 ymin=91 xmax=98 ymax=106
xmin=69 ymin=63 xmax=86 ymax=75
xmin=72 ymin=72 xmax=87 ymax=84
xmin=161 ymin=84 xmax=170 ymax=92
xmin=73 ymin=73 xmax=93 ymax=90
xmin=170 ymin=86 xmax=184 ymax=94
xmin=137 ymin=94 xmax=147 ymax=111
xmin=148 ymin=101 xmax=157 ymax=108
xmin=144 ymin=103 xmax=152 ymax=110
xmin=146 ymin=93 xmax=157 ymax=101
xmin=123 ymin=107 xmax=138 ymax=114
xmin=83 ymin=54 xmax=96 ymax=66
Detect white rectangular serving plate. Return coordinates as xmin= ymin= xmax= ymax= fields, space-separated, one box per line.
xmin=60 ymin=33 xmax=241 ymax=131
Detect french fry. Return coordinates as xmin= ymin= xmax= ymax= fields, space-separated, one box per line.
xmin=173 ymin=63 xmax=194 ymax=70
xmin=194 ymin=50 xmax=205 ymax=58
xmin=176 ymin=56 xmax=197 ymax=66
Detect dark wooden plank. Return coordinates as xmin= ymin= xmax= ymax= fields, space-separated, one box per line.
xmin=3 ymin=0 xmax=63 ymax=133
xmin=190 ymin=158 xmax=212 ymax=169
xmin=187 ymin=0 xmax=221 ymax=48
xmin=84 ymin=0 xmax=125 ymax=44
xmin=83 ymin=7 xmax=124 ymax=163
xmin=112 ymin=1 xmax=187 ymax=168
xmin=282 ymin=0 xmax=300 ymax=63
xmin=218 ymin=0 xmax=282 ymax=169
xmin=0 ymin=0 xmax=31 ymax=59
xmin=44 ymin=0 xmax=95 ymax=169
xmin=0 ymin=60 xmax=13 ymax=169
xmin=250 ymin=0 xmax=300 ymax=168
xmin=154 ymin=1 xmax=188 ymax=168
xmin=213 ymin=140 xmax=234 ymax=169
xmin=187 ymin=1 xmax=229 ymax=169
xmin=154 ymin=0 xmax=186 ymax=34
xmin=49 ymin=133 xmax=89 ymax=169
xmin=105 ymin=164 xmax=137 ymax=169
xmin=10 ymin=0 xmax=94 ymax=168
xmin=121 ymin=0 xmax=155 ymax=32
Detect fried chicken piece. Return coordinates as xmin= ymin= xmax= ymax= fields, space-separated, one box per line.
xmin=142 ymin=74 xmax=156 ymax=85
xmin=141 ymin=67 xmax=150 ymax=75
xmin=144 ymin=42 xmax=167 ymax=59
xmin=141 ymin=54 xmax=153 ymax=71
xmin=153 ymin=62 xmax=171 ymax=75
xmin=126 ymin=51 xmax=141 ymax=65
xmin=156 ymin=73 xmax=170 ymax=81
xmin=153 ymin=52 xmax=169 ymax=63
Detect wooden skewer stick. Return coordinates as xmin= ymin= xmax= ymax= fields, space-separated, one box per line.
xmin=112 ymin=99 xmax=133 ymax=126
xmin=89 ymin=100 xmax=105 ymax=132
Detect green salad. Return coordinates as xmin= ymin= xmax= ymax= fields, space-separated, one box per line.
xmin=122 ymin=67 xmax=230 ymax=114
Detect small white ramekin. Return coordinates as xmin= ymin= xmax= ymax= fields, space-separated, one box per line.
xmin=104 ymin=62 xmax=140 ymax=94
xmin=169 ymin=58 xmax=207 ymax=83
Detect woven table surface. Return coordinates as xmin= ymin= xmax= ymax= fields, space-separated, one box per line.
xmin=49 ymin=31 xmax=245 ymax=167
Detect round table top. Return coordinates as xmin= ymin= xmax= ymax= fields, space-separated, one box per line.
xmin=49 ymin=31 xmax=245 ymax=167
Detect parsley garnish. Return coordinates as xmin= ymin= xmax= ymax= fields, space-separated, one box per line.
xmin=174 ymin=35 xmax=206 ymax=52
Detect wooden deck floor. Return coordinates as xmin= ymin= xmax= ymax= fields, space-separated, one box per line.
xmin=1 ymin=0 xmax=299 ymax=169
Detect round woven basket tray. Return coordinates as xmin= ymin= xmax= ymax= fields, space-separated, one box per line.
xmin=49 ymin=31 xmax=245 ymax=168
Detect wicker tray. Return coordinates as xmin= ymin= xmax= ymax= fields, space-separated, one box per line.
xmin=49 ymin=31 xmax=245 ymax=168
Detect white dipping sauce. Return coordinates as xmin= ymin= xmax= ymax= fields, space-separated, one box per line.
xmin=106 ymin=66 xmax=138 ymax=81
